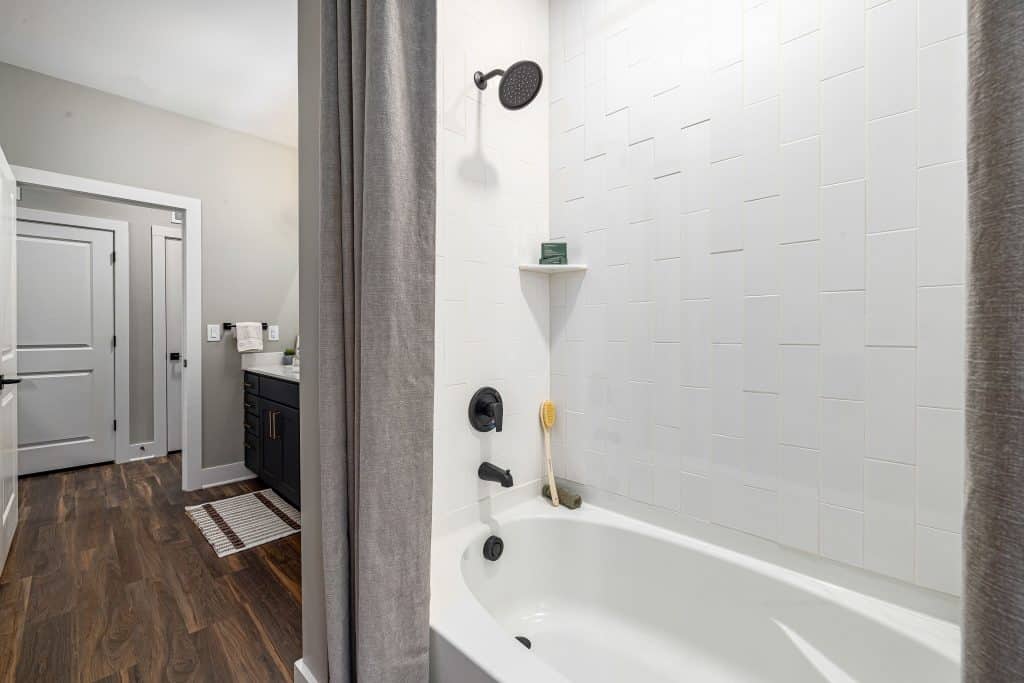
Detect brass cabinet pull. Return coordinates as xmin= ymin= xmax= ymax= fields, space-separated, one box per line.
xmin=267 ymin=410 xmax=277 ymax=440
xmin=271 ymin=411 xmax=279 ymax=440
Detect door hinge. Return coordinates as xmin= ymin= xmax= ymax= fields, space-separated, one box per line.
xmin=113 ymin=419 xmax=117 ymax=431
xmin=111 ymin=251 xmax=116 ymax=264
xmin=112 ymin=335 xmax=117 ymax=348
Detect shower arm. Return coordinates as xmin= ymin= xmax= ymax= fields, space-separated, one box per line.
xmin=474 ymin=69 xmax=505 ymax=90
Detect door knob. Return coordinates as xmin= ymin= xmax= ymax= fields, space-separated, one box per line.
xmin=0 ymin=375 xmax=21 ymax=388
xmin=169 ymin=352 xmax=181 ymax=361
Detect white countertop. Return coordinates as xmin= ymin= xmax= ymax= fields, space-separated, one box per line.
xmin=245 ymin=365 xmax=300 ymax=383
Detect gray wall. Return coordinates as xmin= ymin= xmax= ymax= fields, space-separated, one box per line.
xmin=19 ymin=187 xmax=171 ymax=445
xmin=0 ymin=61 xmax=299 ymax=469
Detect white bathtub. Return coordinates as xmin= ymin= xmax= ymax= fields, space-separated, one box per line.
xmin=430 ymin=494 xmax=960 ymax=682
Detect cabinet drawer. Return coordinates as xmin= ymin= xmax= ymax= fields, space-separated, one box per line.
xmin=243 ymin=393 xmax=259 ymax=416
xmin=259 ymin=375 xmax=299 ymax=409
xmin=242 ymin=372 xmax=260 ymax=394
xmin=244 ymin=432 xmax=261 ymax=472
xmin=243 ymin=410 xmax=260 ymax=438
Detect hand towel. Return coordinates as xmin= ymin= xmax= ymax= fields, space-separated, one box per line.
xmin=235 ymin=322 xmax=264 ymax=353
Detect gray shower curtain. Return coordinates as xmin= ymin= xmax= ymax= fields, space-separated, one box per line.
xmin=965 ymin=2 xmax=1024 ymax=680
xmin=318 ymin=0 xmax=436 ymax=680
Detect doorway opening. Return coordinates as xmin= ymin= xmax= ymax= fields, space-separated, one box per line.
xmin=13 ymin=166 xmax=204 ymax=490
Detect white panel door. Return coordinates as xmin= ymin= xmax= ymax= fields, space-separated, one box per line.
xmin=165 ymin=236 xmax=183 ymax=452
xmin=0 ymin=145 xmax=18 ymax=572
xmin=16 ymin=221 xmax=114 ymax=474
xmin=152 ymin=226 xmax=183 ymax=456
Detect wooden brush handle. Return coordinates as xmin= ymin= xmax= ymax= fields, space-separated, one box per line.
xmin=544 ymin=428 xmax=559 ymax=506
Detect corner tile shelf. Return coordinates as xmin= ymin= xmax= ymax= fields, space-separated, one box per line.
xmin=518 ymin=264 xmax=588 ymax=274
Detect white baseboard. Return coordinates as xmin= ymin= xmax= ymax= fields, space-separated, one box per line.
xmin=294 ymin=658 xmax=321 ymax=683
xmin=198 ymin=461 xmax=258 ymax=489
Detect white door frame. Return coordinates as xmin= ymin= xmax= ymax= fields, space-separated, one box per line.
xmin=11 ymin=165 xmax=205 ymax=491
xmin=151 ymin=224 xmax=182 ymax=458
xmin=15 ymin=208 xmax=130 ymax=465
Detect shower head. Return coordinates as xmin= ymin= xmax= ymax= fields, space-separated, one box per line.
xmin=473 ymin=60 xmax=544 ymax=110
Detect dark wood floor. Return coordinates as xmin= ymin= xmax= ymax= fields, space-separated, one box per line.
xmin=0 ymin=454 xmax=301 ymax=683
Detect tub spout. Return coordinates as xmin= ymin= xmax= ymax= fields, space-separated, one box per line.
xmin=478 ymin=462 xmax=513 ymax=487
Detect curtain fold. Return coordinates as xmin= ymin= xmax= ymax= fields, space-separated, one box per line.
xmin=318 ymin=0 xmax=436 ymax=680
xmin=965 ymin=2 xmax=1024 ymax=681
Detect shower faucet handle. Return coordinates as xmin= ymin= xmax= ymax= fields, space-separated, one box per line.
xmin=488 ymin=400 xmax=503 ymax=433
xmin=469 ymin=386 xmax=504 ymax=432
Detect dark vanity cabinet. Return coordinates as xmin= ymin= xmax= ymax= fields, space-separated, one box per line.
xmin=243 ymin=371 xmax=300 ymax=508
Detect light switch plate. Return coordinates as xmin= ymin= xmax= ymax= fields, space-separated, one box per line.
xmin=268 ymin=325 xmax=280 ymax=341
xmin=207 ymin=324 xmax=221 ymax=342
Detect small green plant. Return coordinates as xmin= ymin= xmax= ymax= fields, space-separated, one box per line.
xmin=283 ymin=348 xmax=296 ymax=356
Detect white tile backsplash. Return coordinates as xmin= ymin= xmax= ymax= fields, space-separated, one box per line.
xmin=821 ymin=503 xmax=864 ymax=566
xmin=867 ymin=112 xmax=917 ymax=234
xmin=821 ymin=291 xmax=866 ymax=400
xmin=917 ymin=285 xmax=965 ymax=409
xmin=711 ymin=0 xmax=744 ymax=71
xmin=744 ymin=98 xmax=782 ymax=201
xmin=711 ymin=156 xmax=746 ymax=253
xmin=866 ymin=347 xmax=916 ymax=464
xmin=780 ymin=32 xmax=820 ymax=144
xmin=711 ymin=64 xmax=745 ymax=163
xmin=780 ymin=137 xmax=821 ymax=244
xmin=712 ymin=344 xmax=744 ymax=438
xmin=778 ymin=444 xmax=820 ymax=552
xmin=822 ymin=0 xmax=865 ymax=78
xmin=916 ymin=525 xmax=963 ymax=596
xmin=743 ymin=197 xmax=781 ymax=295
xmin=918 ymin=0 xmax=966 ymax=48
xmin=918 ymin=161 xmax=966 ymax=286
xmin=822 ymin=69 xmax=866 ymax=185
xmin=712 ymin=251 xmax=744 ymax=342
xmin=866 ymin=230 xmax=917 ymax=346
xmin=744 ymin=391 xmax=779 ymax=490
xmin=917 ymin=406 xmax=964 ymax=533
xmin=864 ymin=458 xmax=916 ymax=581
xmin=821 ymin=398 xmax=865 ymax=509
xmin=780 ymin=0 xmax=820 ymax=43
xmin=919 ymin=35 xmax=967 ymax=167
xmin=544 ymin=0 xmax=966 ymax=595
xmin=779 ymin=241 xmax=820 ymax=344
xmin=866 ymin=0 xmax=917 ymax=120
xmin=744 ymin=295 xmax=780 ymax=393
xmin=744 ymin=1 xmax=780 ymax=105
xmin=780 ymin=345 xmax=821 ymax=449
xmin=821 ymin=180 xmax=866 ymax=291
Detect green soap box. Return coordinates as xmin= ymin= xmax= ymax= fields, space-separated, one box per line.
xmin=540 ymin=242 xmax=567 ymax=265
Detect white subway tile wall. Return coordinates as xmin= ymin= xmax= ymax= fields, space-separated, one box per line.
xmin=549 ymin=0 xmax=965 ymax=594
xmin=434 ymin=0 xmax=551 ymax=517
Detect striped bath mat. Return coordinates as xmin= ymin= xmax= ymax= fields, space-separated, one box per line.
xmin=186 ymin=489 xmax=300 ymax=557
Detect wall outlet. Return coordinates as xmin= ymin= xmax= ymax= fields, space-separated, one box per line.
xmin=207 ymin=324 xmax=221 ymax=342
xmin=268 ymin=325 xmax=280 ymax=341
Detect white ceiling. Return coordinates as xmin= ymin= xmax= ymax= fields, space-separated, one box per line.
xmin=0 ymin=0 xmax=297 ymax=147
